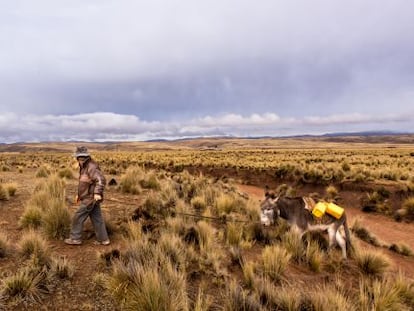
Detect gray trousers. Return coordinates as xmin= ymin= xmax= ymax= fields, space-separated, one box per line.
xmin=70 ymin=202 xmax=109 ymax=241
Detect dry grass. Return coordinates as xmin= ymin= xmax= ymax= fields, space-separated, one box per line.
xmin=355 ymin=248 xmax=390 ymax=278
xmin=260 ymin=245 xmax=291 ymax=282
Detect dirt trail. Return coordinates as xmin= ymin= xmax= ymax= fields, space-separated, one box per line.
xmin=238 ymin=184 xmax=414 ymax=278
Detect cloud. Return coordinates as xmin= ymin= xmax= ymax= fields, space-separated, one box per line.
xmin=1 ymin=0 xmax=413 ymax=137
xmin=1 ymin=111 xmax=413 ymax=143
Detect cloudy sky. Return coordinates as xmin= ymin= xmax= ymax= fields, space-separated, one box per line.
xmin=1 ymin=0 xmax=413 ymax=142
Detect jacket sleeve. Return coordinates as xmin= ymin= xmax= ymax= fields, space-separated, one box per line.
xmin=89 ymin=162 xmax=106 ymax=196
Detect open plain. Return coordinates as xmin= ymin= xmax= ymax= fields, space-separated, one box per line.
xmin=1 ymin=136 xmax=414 ymax=310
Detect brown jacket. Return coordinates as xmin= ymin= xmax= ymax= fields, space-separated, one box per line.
xmin=78 ymin=158 xmax=106 ymax=206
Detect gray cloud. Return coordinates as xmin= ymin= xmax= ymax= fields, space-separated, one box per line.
xmin=0 ymin=111 xmax=413 ymax=143
xmin=1 ymin=1 xmax=414 ymax=141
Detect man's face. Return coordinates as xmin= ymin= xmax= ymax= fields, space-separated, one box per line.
xmin=77 ymin=156 xmax=88 ymax=164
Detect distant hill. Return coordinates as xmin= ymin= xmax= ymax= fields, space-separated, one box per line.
xmin=1 ymin=132 xmax=413 ymax=153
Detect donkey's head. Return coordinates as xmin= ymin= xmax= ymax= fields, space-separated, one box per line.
xmin=260 ymin=191 xmax=279 ymax=226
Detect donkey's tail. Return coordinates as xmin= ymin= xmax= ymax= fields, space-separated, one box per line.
xmin=343 ymin=214 xmax=353 ymax=256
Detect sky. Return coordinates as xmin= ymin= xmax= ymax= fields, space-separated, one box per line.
xmin=1 ymin=0 xmax=414 ymax=143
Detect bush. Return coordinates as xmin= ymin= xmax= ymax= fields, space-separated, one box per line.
xmin=42 ymin=198 xmax=71 ymax=240
xmin=1 ymin=268 xmax=45 ymax=302
xmin=35 ymin=166 xmax=50 ymax=178
xmin=261 ymin=245 xmax=291 ymax=282
xmin=0 ymin=231 xmax=10 ymax=258
xmin=58 ymin=168 xmax=74 ymax=179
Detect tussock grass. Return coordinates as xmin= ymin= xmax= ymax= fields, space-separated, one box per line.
xmin=0 ymin=231 xmax=10 ymax=258
xmin=193 ymin=285 xmax=212 ymax=311
xmin=107 ymin=258 xmax=189 ymax=311
xmin=35 ymin=166 xmax=50 ymax=178
xmin=17 ymin=230 xmax=51 ymax=267
xmin=49 ymin=256 xmax=74 ymax=279
xmin=158 ymin=232 xmax=187 ymax=271
xmin=1 ymin=268 xmax=45 ymax=302
xmin=307 ymin=286 xmax=354 ymax=311
xmin=260 ymin=245 xmax=291 ymax=282
xmin=281 ymin=229 xmax=304 ymax=262
xmin=389 ymin=243 xmax=414 ymax=257
xmin=196 ymin=221 xmax=215 ymax=254
xmin=242 ymin=261 xmax=256 ymax=289
xmin=42 ymin=198 xmax=71 ymax=239
xmin=191 ymin=195 xmax=207 ymax=212
xmin=0 ymin=183 xmax=10 ymax=201
xmin=19 ymin=205 xmax=43 ymax=229
xmin=224 ymin=281 xmax=261 ymax=311
xmin=351 ymin=217 xmax=382 ymax=247
xmin=305 ymin=240 xmax=324 ymax=272
xmin=359 ymin=277 xmax=408 ymax=311
xmin=139 ymin=171 xmax=161 ymax=190
xmin=225 ymin=223 xmax=243 ymax=247
xmin=58 ymin=168 xmax=74 ymax=179
xmin=125 ymin=221 xmax=143 ymax=241
xmin=214 ymin=193 xmax=242 ymax=215
xmin=401 ymin=197 xmax=414 ymax=222
xmin=257 ymin=282 xmax=301 ymax=311
xmin=355 ymin=249 xmax=390 ymax=277
xmin=119 ymin=166 xmax=143 ymax=194
xmin=325 ymin=184 xmax=338 ymax=201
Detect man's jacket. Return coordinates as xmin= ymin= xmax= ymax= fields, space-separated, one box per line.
xmin=78 ymin=158 xmax=106 ymax=206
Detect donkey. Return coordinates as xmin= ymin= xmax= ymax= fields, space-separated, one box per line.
xmin=260 ymin=192 xmax=352 ymax=259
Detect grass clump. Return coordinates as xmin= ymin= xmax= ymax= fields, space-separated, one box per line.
xmin=400 ymin=197 xmax=414 ymax=222
xmin=119 ymin=166 xmax=143 ymax=194
xmin=58 ymin=168 xmax=74 ymax=179
xmin=17 ymin=230 xmax=51 ymax=268
xmin=49 ymin=256 xmax=74 ymax=279
xmin=0 ymin=231 xmax=10 ymax=258
xmin=355 ymin=249 xmax=390 ymax=277
xmin=0 ymin=183 xmax=10 ymax=201
xmin=260 ymin=245 xmax=291 ymax=282
xmin=19 ymin=205 xmax=43 ymax=229
xmin=224 ymin=281 xmax=261 ymax=311
xmin=1 ymin=268 xmax=45 ymax=303
xmin=35 ymin=166 xmax=50 ymax=178
xmin=41 ymin=198 xmax=71 ymax=240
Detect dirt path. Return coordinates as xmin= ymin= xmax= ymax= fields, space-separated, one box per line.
xmin=238 ymin=184 xmax=414 ymax=279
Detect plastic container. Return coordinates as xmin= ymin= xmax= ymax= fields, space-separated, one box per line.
xmin=312 ymin=202 xmax=327 ymax=218
xmin=325 ymin=202 xmax=344 ymax=219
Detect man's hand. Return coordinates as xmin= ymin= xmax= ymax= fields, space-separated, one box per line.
xmin=94 ymin=194 xmax=102 ymax=202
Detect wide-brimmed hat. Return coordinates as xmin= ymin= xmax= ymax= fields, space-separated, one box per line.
xmin=74 ymin=146 xmax=90 ymax=158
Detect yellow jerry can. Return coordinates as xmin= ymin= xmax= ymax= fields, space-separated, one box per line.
xmin=312 ymin=202 xmax=327 ymax=218
xmin=325 ymin=202 xmax=344 ymax=219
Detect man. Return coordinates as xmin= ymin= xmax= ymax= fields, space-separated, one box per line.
xmin=64 ymin=146 xmax=110 ymax=246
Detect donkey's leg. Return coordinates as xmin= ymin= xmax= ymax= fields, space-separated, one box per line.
xmin=335 ymin=230 xmax=347 ymax=259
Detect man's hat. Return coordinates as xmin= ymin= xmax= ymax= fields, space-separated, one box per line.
xmin=74 ymin=146 xmax=90 ymax=158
